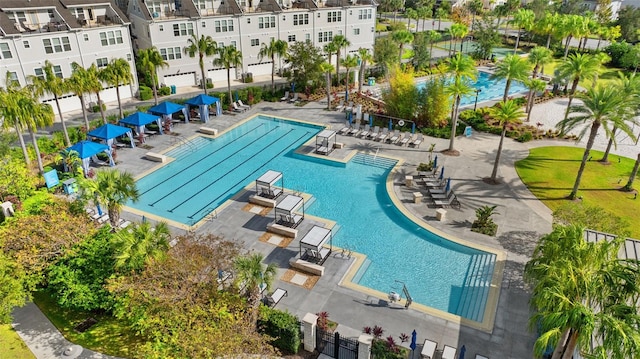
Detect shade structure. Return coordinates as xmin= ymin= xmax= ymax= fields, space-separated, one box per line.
xmin=87 ymin=123 xmax=135 ymax=148
xmin=348 ymin=111 xmax=353 ymax=125
xmin=66 ymin=140 xmax=114 ymax=176
xmin=458 ymin=345 xmax=466 ymax=359
xmin=185 ymin=94 xmax=219 ymax=106
xmin=410 ymin=330 xmax=417 ymax=351
xmin=433 ymin=155 xmax=438 ymax=169
xmin=445 ymin=177 xmax=451 ymax=193
xmin=149 ymin=101 xmax=187 ymax=124
xmin=439 ymin=166 xmax=445 ymax=180
xmin=411 ymin=121 xmax=416 ymax=134
xmin=119 ymin=112 xmax=163 ymax=139
xmin=388 ymin=118 xmax=393 ymax=130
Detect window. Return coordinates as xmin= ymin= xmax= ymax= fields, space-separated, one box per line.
xmin=7 ymin=72 xmax=18 ymax=85
xmin=230 ymin=41 xmax=237 ymax=48
xmin=159 ymin=24 xmax=164 ymax=31
xmin=195 ymin=0 xmax=214 ymax=9
xmin=258 ymin=16 xmax=276 ymax=29
xmin=293 ymin=14 xmax=309 ymax=26
xmin=288 ymin=34 xmax=296 ymax=42
xmin=147 ymin=1 xmax=163 ymax=14
xmin=23 ymin=40 xmax=30 ymax=49
xmin=83 ymin=34 xmax=89 ymax=41
xmin=173 ymin=23 xmax=194 ymax=36
xmin=97 ymin=58 xmax=108 ymax=68
xmin=160 ymin=47 xmax=182 ymax=60
xmin=353 ymin=28 xmax=360 ymax=35
xmin=8 ymin=11 xmax=26 ymax=23
xmin=34 ymin=68 xmax=45 ymax=80
xmin=247 ymin=18 xmax=251 ymax=23
xmin=218 ymin=42 xmax=224 ymax=47
xmin=53 ymin=65 xmax=63 ymax=78
xmin=358 ymin=9 xmax=372 ymax=20
xmin=127 ymin=53 xmax=132 ymax=61
xmin=43 ymin=37 xmax=71 ymax=54
xmin=305 ymin=33 xmax=310 ymax=41
xmin=214 ymin=19 xmax=233 ymax=32
xmin=99 ymin=30 xmax=123 ymax=46
xmin=328 ymin=11 xmax=342 ymax=23
xmin=35 ymin=65 xmax=63 ymax=79
xmin=251 ymin=39 xmax=259 ymax=46
xmin=0 ymin=43 xmax=12 ymax=59
xmin=318 ymin=31 xmax=333 ymax=43
xmin=202 ymin=21 xmax=206 ymax=27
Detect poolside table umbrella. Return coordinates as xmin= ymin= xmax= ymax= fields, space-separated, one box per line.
xmin=433 ymin=155 xmax=438 ymax=169
xmin=369 ymin=114 xmax=373 ymax=127
xmin=439 ymin=166 xmax=445 ymax=180
xmin=411 ymin=121 xmax=416 ymax=134
xmin=345 ymin=87 xmax=349 ymax=102
xmin=445 ymin=177 xmax=451 ymax=193
xmin=235 ymin=90 xmax=239 ymax=102
xmin=388 ymin=118 xmax=393 ymax=130
xmin=410 ymin=330 xmax=417 ymax=358
xmin=458 ymin=345 xmax=466 ymax=359
xmin=96 ymin=202 xmax=103 ymax=216
xmin=348 ymin=111 xmax=353 ymax=125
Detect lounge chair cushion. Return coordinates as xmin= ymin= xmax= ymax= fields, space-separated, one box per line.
xmin=421 ymin=339 xmax=437 ymax=359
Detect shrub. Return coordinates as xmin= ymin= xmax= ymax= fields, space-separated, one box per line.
xmin=139 ymin=86 xmax=153 ymax=101
xmin=517 ymin=131 xmax=533 ymax=142
xmin=158 ymin=86 xmax=171 ymax=96
xmin=471 ymin=205 xmax=499 ymax=236
xmin=258 ymin=306 xmax=301 ymax=354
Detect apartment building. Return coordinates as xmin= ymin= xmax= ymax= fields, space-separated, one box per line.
xmin=123 ymin=0 xmax=377 ymax=88
xmin=0 ymin=0 xmax=137 ymax=114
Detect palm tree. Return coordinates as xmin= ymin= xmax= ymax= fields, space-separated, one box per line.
xmin=524 ymin=78 xmax=546 ymax=122
xmin=342 ymin=55 xmax=359 ymax=100
xmin=435 ymin=7 xmax=447 ymax=31
xmin=113 ymin=221 xmax=170 ymax=273
xmin=213 ymin=45 xmax=243 ymax=107
xmin=405 ymin=8 xmax=418 ymax=32
xmin=556 ymin=86 xmax=636 ymax=200
xmin=535 ymin=12 xmax=560 ymax=49
xmin=320 ymin=62 xmax=334 ymax=110
xmin=448 ymin=23 xmax=468 ymax=56
xmin=258 ymin=38 xmax=288 ymax=93
xmin=491 ymin=54 xmax=531 ymax=102
xmin=600 ymin=73 xmax=640 ymax=163
xmin=0 ymin=80 xmax=30 ymax=166
xmin=445 ymin=54 xmax=477 ymax=153
xmin=558 ymin=53 xmax=601 ymax=122
xmin=416 ymin=6 xmax=431 ymax=32
xmin=67 ymin=63 xmax=93 ymax=130
xmin=86 ymin=64 xmax=107 ymax=124
xmin=357 ymin=48 xmax=374 ymax=94
xmin=137 ymin=47 xmax=169 ymax=105
xmin=84 ymin=169 xmax=140 ymax=227
xmin=19 ymin=89 xmax=54 ymax=174
xmin=489 ymin=100 xmax=524 ymax=182
xmin=510 ymin=9 xmax=534 ymax=54
xmin=331 ymin=35 xmax=350 ymax=86
xmin=392 ymin=30 xmax=414 ymax=63
xmin=560 ymin=15 xmax=584 ymax=60
xmin=56 ymin=149 xmax=82 ymax=175
xmin=101 ymin=58 xmax=133 ymax=119
xmin=426 ymin=30 xmax=442 ymax=67
xmin=528 ymin=46 xmax=553 ymax=79
xmin=184 ymin=34 xmax=217 ymax=95
xmin=28 ymin=60 xmax=70 ymax=146
xmin=525 ymin=225 xmax=640 ymax=359
xmin=623 ymin=152 xmax=640 ymax=191
xmin=233 ymin=253 xmax=277 ymax=310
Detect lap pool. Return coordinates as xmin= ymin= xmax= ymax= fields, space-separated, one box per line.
xmin=129 ymin=115 xmax=498 ymax=324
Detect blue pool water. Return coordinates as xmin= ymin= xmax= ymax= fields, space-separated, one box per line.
xmin=417 ymin=71 xmax=527 ymax=106
xmin=130 ymin=116 xmax=496 ymax=322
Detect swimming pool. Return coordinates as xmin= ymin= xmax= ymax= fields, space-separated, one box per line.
xmin=416 ymin=71 xmax=527 ymax=106
xmin=130 ymin=116 xmax=497 ymax=323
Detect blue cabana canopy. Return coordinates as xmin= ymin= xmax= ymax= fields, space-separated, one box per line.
xmin=119 ymin=112 xmax=160 ymax=126
xmin=148 ymin=101 xmax=185 ymax=115
xmin=185 ymin=94 xmax=219 ymax=106
xmin=88 ymin=123 xmax=136 ymax=149
xmin=66 ymin=141 xmax=114 ymax=176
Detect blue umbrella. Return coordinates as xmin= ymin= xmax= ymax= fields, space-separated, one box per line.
xmin=411 ymin=121 xmax=416 ymax=134
xmin=369 ymin=114 xmax=373 ymax=127
xmin=345 ymin=87 xmax=349 ymax=102
xmin=445 ymin=177 xmax=451 ymax=193
xmin=348 ymin=111 xmax=353 ymax=125
xmin=291 ymin=82 xmax=295 ymax=93
xmin=388 ymin=118 xmax=393 ymax=130
xmin=142 ymin=215 xmax=146 ymax=223
xmin=458 ymin=345 xmax=466 ymax=359
xmin=410 ymin=330 xmax=417 ymax=352
xmin=433 ymin=155 xmax=438 ymax=169
xmin=439 ymin=166 xmax=445 ymax=180
xmin=96 ymin=202 xmax=103 ymax=216
xmin=235 ymin=90 xmax=239 ymax=102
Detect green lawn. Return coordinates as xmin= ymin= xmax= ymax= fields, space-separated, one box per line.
xmin=535 ymin=59 xmax=622 ymax=89
xmin=0 ymin=324 xmax=35 ymax=359
xmin=33 ymin=291 xmax=143 ymax=358
xmin=515 ymin=146 xmax=640 ymax=237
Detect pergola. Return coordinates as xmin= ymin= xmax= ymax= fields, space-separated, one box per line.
xmin=274 ymin=194 xmax=304 ymax=228
xmin=255 ymin=170 xmax=283 ymax=199
xmin=315 ymin=129 xmax=336 ymax=155
xmin=300 ymin=226 xmax=332 ymax=265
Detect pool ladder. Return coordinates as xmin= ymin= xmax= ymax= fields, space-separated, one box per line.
xmin=341 ymin=246 xmax=353 ymax=259
xmin=172 ymin=135 xmax=197 ymax=152
xmin=204 ymin=207 xmax=218 ymax=221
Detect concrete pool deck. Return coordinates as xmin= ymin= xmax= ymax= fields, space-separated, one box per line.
xmin=104 ymin=99 xmax=557 ymax=358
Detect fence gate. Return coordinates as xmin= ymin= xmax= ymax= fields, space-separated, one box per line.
xmin=316 ymin=328 xmax=358 ymax=359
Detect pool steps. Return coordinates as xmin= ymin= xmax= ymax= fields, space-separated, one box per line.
xmin=455 ymin=253 xmax=496 ymax=322
xmin=351 ymin=153 xmax=398 ymax=169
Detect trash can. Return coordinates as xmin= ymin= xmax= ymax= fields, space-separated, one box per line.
xmin=170 ymin=85 xmax=177 ymax=94
xmin=63 ymin=178 xmax=77 ymax=195
xmin=368 ymin=77 xmax=376 ymax=86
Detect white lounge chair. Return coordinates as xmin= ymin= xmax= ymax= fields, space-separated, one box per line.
xmin=363 ymin=113 xmax=370 ymax=124
xmin=232 ymin=102 xmax=246 ymax=113
xmin=400 ymin=133 xmax=413 ymax=146
xmin=339 ymin=121 xmax=351 ymax=135
xmin=349 ymin=122 xmax=361 ymax=136
xmin=421 ymin=339 xmax=437 ymax=359
xmin=360 ymin=124 xmax=371 ymax=138
xmin=289 ymin=93 xmax=299 ymax=103
xmin=335 ymin=99 xmax=345 ymax=111
xmin=280 ymin=91 xmax=290 ymax=101
xmin=368 ymin=126 xmax=380 ymax=139
xmin=265 ymin=288 xmax=288 ymax=307
xmin=441 ymin=345 xmax=457 ymax=359
xmin=376 ymin=127 xmax=389 ymax=141
xmin=410 ymin=133 xmax=423 ymax=148
xmin=387 ymin=129 xmax=401 ymax=143
xmin=237 ymin=100 xmax=251 ymax=109
xmin=475 ymin=355 xmax=489 ymax=359
xmin=344 ymin=101 xmax=354 ymax=113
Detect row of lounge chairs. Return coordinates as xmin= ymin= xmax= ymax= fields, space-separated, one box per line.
xmin=421 ymin=340 xmax=488 ymax=359
xmin=231 ymin=100 xmax=251 ymax=113
xmin=416 ymin=169 xmax=460 ymax=209
xmin=339 ymin=122 xmax=423 ymax=147
xmin=279 ymin=91 xmax=299 ymax=103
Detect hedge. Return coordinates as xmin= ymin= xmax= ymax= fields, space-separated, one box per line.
xmin=257 ymin=305 xmax=301 ymax=354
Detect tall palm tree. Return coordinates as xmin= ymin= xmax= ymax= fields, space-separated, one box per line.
xmin=113 ymin=221 xmax=170 ymax=273
xmin=21 ymin=94 xmax=54 ymax=174
xmin=67 ymin=63 xmax=93 ymax=130
xmin=56 ymin=149 xmax=82 ymax=175
xmin=86 ymin=64 xmax=107 ymax=124
xmin=416 ymin=6 xmax=431 ymax=32
xmin=426 ymin=30 xmax=442 ymax=67
xmin=445 ymin=54 xmax=477 ymax=153
xmin=405 ymin=8 xmax=418 ymax=32
xmin=525 ymin=225 xmax=640 ymax=359
xmin=184 ymin=34 xmax=217 ymax=95
xmin=623 ymin=152 xmax=640 ymax=191
xmin=0 ymin=80 xmax=30 ymax=166
xmin=331 ymin=35 xmax=350 ymax=86
xmin=535 ymin=12 xmax=560 ymax=49
xmin=528 ymin=46 xmax=553 ymax=79
xmin=435 ymin=7 xmax=447 ymax=31
xmin=342 ymin=55 xmax=359 ymax=101
xmin=101 ymin=58 xmax=133 ymax=119
xmin=357 ymin=48 xmax=374 ymax=94
xmin=489 ymin=100 xmax=524 ymax=182
xmin=524 ymin=78 xmax=546 ymax=122
xmin=491 ymin=54 xmax=531 ymax=102
xmin=392 ymin=30 xmax=414 ymax=63
xmin=258 ymin=38 xmax=288 ymax=94
xmin=560 ymin=15 xmax=584 ymax=60
xmin=233 ymin=253 xmax=277 ymax=310
xmin=83 ymin=169 xmax=140 ymax=227
xmin=600 ymin=73 xmax=640 ymax=163
xmin=320 ymin=62 xmax=334 ymax=110
xmin=556 ymin=86 xmax=636 ymax=200
xmin=558 ymin=53 xmax=602 ymax=122
xmin=449 ymin=23 xmax=468 ymax=56
xmin=28 ymin=60 xmax=70 ymax=146
xmin=510 ymin=9 xmax=534 ymax=54
xmin=137 ymin=47 xmax=169 ymax=105
xmin=213 ymin=45 xmax=243 ymax=106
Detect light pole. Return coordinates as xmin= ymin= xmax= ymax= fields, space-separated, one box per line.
xmin=473 ymin=89 xmax=482 ymax=111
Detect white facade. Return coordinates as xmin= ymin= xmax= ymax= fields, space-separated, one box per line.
xmin=0 ymin=0 xmax=137 ymax=115
xmin=125 ymin=0 xmax=377 ymax=88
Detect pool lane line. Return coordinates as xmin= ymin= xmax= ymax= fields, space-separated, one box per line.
xmin=187 ymin=130 xmax=311 ymax=219
xmin=168 ymin=128 xmax=298 ymax=213
xmin=139 ymin=123 xmax=267 ymax=197
xmin=148 ymin=126 xmax=281 ymax=207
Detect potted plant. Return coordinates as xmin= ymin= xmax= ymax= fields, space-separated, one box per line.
xmin=471 ymin=205 xmax=499 ymax=236
xmin=417 ymin=144 xmax=437 ymax=174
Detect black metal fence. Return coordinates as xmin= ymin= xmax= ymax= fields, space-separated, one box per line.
xmin=316 ymin=328 xmax=359 ymax=359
